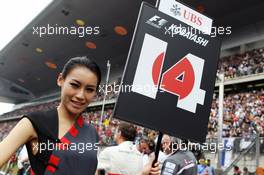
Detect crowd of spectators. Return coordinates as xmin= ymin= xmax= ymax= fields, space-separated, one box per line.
xmin=95 ymin=81 xmax=120 ymax=101
xmin=208 ymin=89 xmax=264 ymax=138
xmin=82 ymin=109 xmax=149 ymax=146
xmin=82 ymin=87 xmax=264 ymax=143
xmin=1 ymin=89 xmax=264 ymax=143
xmin=83 ymin=109 xmax=117 ymax=145
xmin=217 ymin=47 xmax=264 ymax=79
xmin=0 ymin=101 xmax=60 ymax=119
xmin=0 ymin=121 xmax=17 ymax=141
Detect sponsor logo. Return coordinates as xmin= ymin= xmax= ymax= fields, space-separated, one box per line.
xmin=158 ymin=0 xmax=212 ymax=34
xmin=183 ymin=9 xmax=202 ymax=26
xmin=146 ymin=15 xmax=168 ymax=29
xmin=170 ymin=4 xmax=181 ymax=16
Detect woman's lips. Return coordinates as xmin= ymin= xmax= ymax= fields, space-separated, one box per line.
xmin=71 ymin=100 xmax=85 ymax=108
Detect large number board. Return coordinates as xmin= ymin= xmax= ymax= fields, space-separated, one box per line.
xmin=113 ymin=3 xmax=221 ymax=143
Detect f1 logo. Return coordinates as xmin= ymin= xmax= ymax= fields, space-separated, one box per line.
xmin=148 ymin=15 xmax=168 ymax=26
xmin=132 ymin=33 xmax=205 ymax=113
xmin=146 ymin=15 xmax=168 ymax=29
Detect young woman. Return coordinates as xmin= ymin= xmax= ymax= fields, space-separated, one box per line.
xmin=0 ymin=56 xmax=101 ymax=174
xmin=0 ymin=56 xmax=160 ymax=175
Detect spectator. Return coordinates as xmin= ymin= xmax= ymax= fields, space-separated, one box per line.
xmin=197 ymin=159 xmax=211 ymax=175
xmin=242 ymin=167 xmax=249 ymax=175
xmin=206 ymin=159 xmax=215 ymax=175
xmin=97 ymin=122 xmax=143 ymax=175
xmin=158 ymin=134 xmax=173 ymax=165
xmin=234 ymin=165 xmax=242 ymax=175
xmin=161 ymin=138 xmax=197 ymax=175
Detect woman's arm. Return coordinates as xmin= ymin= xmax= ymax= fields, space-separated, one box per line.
xmin=0 ymin=117 xmax=36 ymax=167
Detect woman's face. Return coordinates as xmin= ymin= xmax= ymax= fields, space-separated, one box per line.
xmin=57 ymin=66 xmax=98 ymax=116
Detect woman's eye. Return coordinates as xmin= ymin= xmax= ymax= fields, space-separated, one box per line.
xmin=86 ymin=88 xmax=95 ymax=92
xmin=70 ymin=83 xmax=79 ymax=88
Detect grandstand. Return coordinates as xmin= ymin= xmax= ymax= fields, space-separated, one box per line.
xmin=1 ymin=0 xmax=264 ymax=175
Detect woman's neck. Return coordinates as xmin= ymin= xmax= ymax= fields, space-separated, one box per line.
xmin=57 ymin=103 xmax=79 ymax=123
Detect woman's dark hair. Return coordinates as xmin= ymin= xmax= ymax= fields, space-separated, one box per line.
xmin=61 ymin=56 xmax=101 ymax=89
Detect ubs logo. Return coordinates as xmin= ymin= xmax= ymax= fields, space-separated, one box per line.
xmin=170 ymin=1 xmax=203 ymax=26
xmin=170 ymin=4 xmax=181 ymax=16
xmin=183 ymin=10 xmax=202 ymax=26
